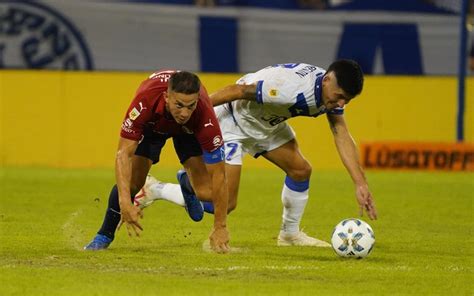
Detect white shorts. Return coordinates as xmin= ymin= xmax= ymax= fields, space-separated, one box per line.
xmin=215 ymin=104 xmax=295 ymax=165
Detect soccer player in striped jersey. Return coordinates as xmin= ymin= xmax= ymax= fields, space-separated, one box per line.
xmin=136 ymin=60 xmax=377 ymax=247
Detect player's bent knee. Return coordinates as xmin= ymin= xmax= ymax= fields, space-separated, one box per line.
xmin=288 ymin=162 xmax=312 ymax=181
xmin=194 ymin=187 xmax=212 ymax=201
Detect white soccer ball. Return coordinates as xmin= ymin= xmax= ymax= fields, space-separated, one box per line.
xmin=331 ymin=218 xmax=375 ymax=258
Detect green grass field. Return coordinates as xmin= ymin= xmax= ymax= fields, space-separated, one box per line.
xmin=0 ymin=167 xmax=472 ymax=295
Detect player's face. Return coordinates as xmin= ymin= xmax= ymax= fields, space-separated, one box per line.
xmin=165 ymin=90 xmax=199 ymax=125
xmin=322 ymin=72 xmax=351 ymax=111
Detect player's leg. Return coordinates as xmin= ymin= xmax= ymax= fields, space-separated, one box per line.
xmin=134 ymin=174 xmax=186 ymax=208
xmin=130 ymin=156 xmax=153 ymax=193
xmin=99 ymin=155 xmax=152 ymax=237
xmin=263 ymin=138 xmax=311 ymax=234
xmin=132 ymin=166 xmax=200 ymax=214
xmin=84 ymin=130 xmax=163 ymax=250
xmin=136 ymin=148 xmax=242 ymax=214
xmin=182 ymin=156 xmax=212 ymax=200
xmin=133 ymin=132 xmax=203 ymax=215
xmin=173 ymin=133 xmax=214 ymax=221
xmin=135 ymin=106 xmax=243 ymax=214
xmin=181 ymin=155 xmax=242 ymax=216
xmin=135 ymin=156 xmax=212 ymax=218
xmin=262 ymin=139 xmax=330 ymax=247
xmin=85 ymin=155 xmax=152 ymax=250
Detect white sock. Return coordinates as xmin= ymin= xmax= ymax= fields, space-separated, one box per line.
xmin=148 ymin=182 xmax=185 ymax=207
xmin=280 ymin=184 xmax=309 ymax=235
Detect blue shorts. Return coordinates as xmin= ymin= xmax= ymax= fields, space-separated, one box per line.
xmin=135 ymin=127 xmax=202 ymax=164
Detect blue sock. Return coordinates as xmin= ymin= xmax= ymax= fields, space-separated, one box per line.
xmin=181 ymin=172 xmax=195 ymax=194
xmin=180 ymin=172 xmax=214 ymax=214
xmin=284 ymin=176 xmax=309 ymax=192
xmin=201 ymin=201 xmax=214 ymax=214
xmin=181 ymin=172 xmax=214 ymax=213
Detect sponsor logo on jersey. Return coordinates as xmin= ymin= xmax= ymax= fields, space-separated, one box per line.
xmin=0 ymin=1 xmax=93 ymax=70
xmin=123 ymin=118 xmax=133 ymax=128
xmin=138 ymin=102 xmax=147 ymax=112
xmin=121 ymin=126 xmax=134 ymax=134
xmin=269 ymin=89 xmax=278 ymax=97
xmin=213 ymin=135 xmax=223 ymax=147
xmin=204 ymin=119 xmax=214 ymax=127
xmin=129 ymin=108 xmax=140 ymax=120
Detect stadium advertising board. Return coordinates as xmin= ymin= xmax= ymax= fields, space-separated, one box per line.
xmin=361 ymin=142 xmax=474 ymax=171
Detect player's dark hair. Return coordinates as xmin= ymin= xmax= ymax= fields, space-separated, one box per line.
xmin=327 ymin=59 xmax=364 ymax=98
xmin=169 ymin=71 xmax=200 ymax=94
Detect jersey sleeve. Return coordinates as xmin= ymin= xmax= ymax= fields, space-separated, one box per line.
xmin=193 ymin=87 xmax=225 ymax=164
xmin=120 ymin=84 xmax=156 ymax=141
xmin=256 ymin=78 xmax=298 ymax=106
xmin=258 ymin=76 xmax=345 ymax=116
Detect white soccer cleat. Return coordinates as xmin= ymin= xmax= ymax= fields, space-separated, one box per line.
xmin=133 ymin=175 xmax=163 ymax=209
xmin=277 ymin=231 xmax=331 ymax=247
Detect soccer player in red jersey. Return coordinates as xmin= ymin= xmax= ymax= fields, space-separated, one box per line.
xmin=84 ymin=70 xmax=230 ymax=253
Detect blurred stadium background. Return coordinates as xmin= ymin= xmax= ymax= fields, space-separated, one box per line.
xmin=0 ymin=0 xmax=473 ymax=295
xmin=0 ymin=0 xmax=472 ymax=170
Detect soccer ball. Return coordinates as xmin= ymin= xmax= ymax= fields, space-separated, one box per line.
xmin=331 ymin=218 xmax=375 ymax=258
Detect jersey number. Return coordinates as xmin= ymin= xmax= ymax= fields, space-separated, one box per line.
xmin=261 ymin=114 xmax=288 ymax=126
xmin=226 ymin=143 xmax=239 ymax=161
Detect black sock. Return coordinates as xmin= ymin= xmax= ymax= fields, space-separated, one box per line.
xmin=97 ymin=185 xmax=133 ymax=240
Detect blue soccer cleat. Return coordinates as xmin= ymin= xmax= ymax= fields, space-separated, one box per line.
xmin=177 ymin=169 xmax=204 ymax=222
xmin=84 ymin=234 xmax=113 ymax=251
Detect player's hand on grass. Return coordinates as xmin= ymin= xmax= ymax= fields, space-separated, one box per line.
xmin=355 ymin=184 xmax=377 ymax=220
xmin=209 ymin=226 xmax=230 ymax=254
xmin=118 ymin=203 xmax=143 ymax=237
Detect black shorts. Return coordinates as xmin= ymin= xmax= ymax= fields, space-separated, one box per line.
xmin=134 ymin=128 xmax=202 ymax=164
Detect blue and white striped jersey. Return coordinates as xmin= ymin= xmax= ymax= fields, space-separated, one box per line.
xmin=228 ymin=63 xmax=344 ymax=132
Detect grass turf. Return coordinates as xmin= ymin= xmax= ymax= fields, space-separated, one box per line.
xmin=0 ymin=167 xmax=472 ymax=295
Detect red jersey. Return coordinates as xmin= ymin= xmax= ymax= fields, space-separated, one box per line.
xmin=120 ymin=70 xmax=223 ymax=153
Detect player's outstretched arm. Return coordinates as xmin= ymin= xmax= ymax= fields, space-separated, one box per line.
xmin=326 ymin=114 xmax=378 ymax=220
xmin=210 ymin=84 xmax=257 ymax=106
xmin=205 ymin=160 xmax=230 ymax=253
xmin=115 ymin=137 xmax=143 ymax=236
